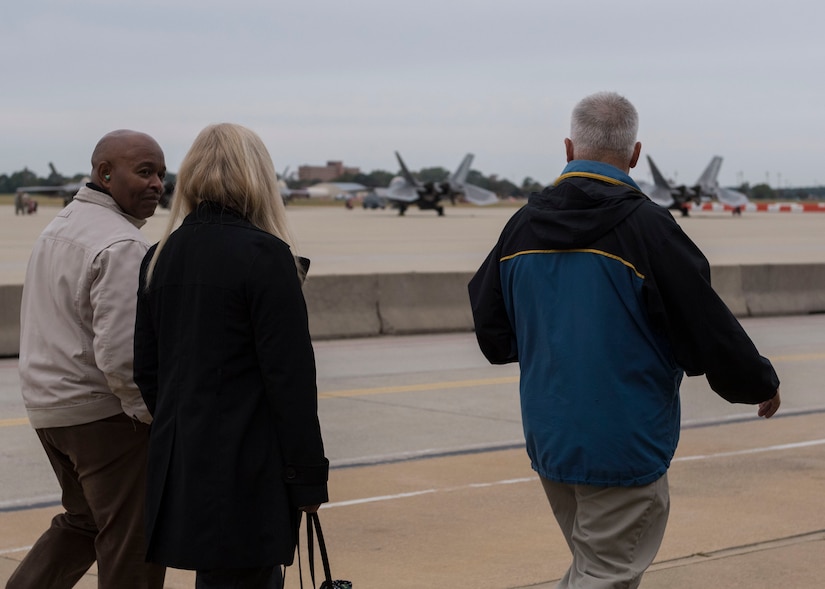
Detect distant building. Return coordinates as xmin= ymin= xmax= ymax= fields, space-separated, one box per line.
xmin=298 ymin=161 xmax=360 ymax=183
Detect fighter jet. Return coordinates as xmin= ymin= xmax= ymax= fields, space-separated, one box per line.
xmin=635 ymin=155 xmax=695 ymax=216
xmin=636 ymin=155 xmax=749 ymax=216
xmin=15 ymin=163 xmax=89 ymax=206
xmin=692 ymin=156 xmax=749 ymax=208
xmin=277 ymin=167 xmax=327 ymax=203
xmin=382 ymin=152 xmax=498 ymax=215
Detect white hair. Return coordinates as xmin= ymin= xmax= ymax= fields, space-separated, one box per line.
xmin=570 ymin=92 xmax=638 ymax=162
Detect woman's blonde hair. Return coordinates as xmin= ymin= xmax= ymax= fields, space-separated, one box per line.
xmin=145 ymin=123 xmax=297 ymax=284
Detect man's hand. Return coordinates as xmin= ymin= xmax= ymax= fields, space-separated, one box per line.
xmin=758 ymin=389 xmax=781 ymax=418
xmin=299 ymin=504 xmax=321 ymax=513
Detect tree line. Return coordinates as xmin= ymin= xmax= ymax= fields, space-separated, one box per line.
xmin=0 ymin=167 xmax=88 ymax=194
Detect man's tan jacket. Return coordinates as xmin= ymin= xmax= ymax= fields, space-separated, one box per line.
xmin=19 ymin=186 xmax=153 ymax=428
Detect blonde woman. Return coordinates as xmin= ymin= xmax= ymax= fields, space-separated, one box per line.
xmin=134 ymin=123 xmax=328 ymax=589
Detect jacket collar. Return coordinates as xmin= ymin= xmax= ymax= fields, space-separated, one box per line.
xmin=184 ymin=200 xmax=250 ymax=226
xmin=555 ymin=160 xmax=642 ymax=192
xmin=71 ymin=185 xmax=147 ymax=229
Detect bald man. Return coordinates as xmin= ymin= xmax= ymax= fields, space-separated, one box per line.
xmin=11 ymin=131 xmax=167 ymax=589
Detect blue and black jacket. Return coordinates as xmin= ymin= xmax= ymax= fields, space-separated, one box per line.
xmin=469 ymin=161 xmax=779 ymax=486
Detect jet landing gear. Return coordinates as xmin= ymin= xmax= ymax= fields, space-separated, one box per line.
xmin=396 ymin=202 xmax=444 ymax=216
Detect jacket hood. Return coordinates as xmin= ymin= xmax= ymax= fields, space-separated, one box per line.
xmin=521 ymin=175 xmax=649 ymax=249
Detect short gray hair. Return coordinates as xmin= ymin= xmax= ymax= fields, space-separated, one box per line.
xmin=570 ymin=92 xmax=638 ymax=162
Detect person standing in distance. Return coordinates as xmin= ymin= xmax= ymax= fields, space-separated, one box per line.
xmin=134 ymin=123 xmax=328 ymax=589
xmin=11 ymin=130 xmax=167 ymax=589
xmin=468 ymin=92 xmax=780 ymax=589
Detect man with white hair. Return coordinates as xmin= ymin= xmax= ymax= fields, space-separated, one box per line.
xmin=469 ymin=92 xmax=780 ymax=588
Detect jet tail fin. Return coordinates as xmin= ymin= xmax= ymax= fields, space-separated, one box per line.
xmin=395 ymin=151 xmax=419 ymax=187
xmin=646 ymin=156 xmax=671 ymax=189
xmin=696 ymin=156 xmax=723 ymax=189
xmin=449 ymin=153 xmax=474 ymax=184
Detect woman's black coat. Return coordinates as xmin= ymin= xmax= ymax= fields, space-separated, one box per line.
xmin=134 ymin=201 xmax=328 ymax=570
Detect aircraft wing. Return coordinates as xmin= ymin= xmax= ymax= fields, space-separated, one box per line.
xmin=715 ymin=187 xmax=749 ymax=207
xmin=636 ymin=179 xmax=674 ymax=208
xmin=462 ymin=183 xmax=498 ymax=206
xmin=17 ymin=184 xmax=80 ymax=195
xmin=385 ymin=177 xmax=421 ymax=202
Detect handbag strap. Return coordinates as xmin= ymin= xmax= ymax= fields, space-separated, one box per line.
xmin=295 ymin=511 xmax=334 ymax=589
xmin=307 ymin=512 xmax=334 ymax=587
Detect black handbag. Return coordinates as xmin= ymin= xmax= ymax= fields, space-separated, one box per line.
xmin=294 ymin=511 xmax=352 ymax=589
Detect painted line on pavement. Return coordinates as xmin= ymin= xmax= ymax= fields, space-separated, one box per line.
xmin=1 ymin=376 xmax=521 ymax=429
xmin=672 ymin=438 xmax=825 ymax=462
xmin=0 ymin=417 xmax=28 ymax=427
xmin=324 ymin=477 xmax=535 ymax=508
xmin=0 ymin=545 xmax=32 ymax=556
xmin=319 ymin=350 xmax=820 ymax=399
xmin=2 ymin=435 xmax=824 ymax=559
xmin=318 ymin=376 xmax=518 ymax=399
xmin=322 ymin=438 xmax=825 ymax=510
xmin=1 ymin=350 xmax=822 ymax=429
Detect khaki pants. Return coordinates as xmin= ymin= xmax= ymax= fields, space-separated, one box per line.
xmin=7 ymin=414 xmax=165 ymax=589
xmin=541 ymin=473 xmax=670 ymax=589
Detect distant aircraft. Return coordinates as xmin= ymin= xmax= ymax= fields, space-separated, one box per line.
xmin=381 ymin=152 xmax=498 ymax=215
xmin=635 ymin=155 xmax=695 ymax=215
xmin=692 ymin=156 xmax=750 ymax=209
xmin=16 ymin=163 xmax=89 ymax=206
xmin=278 ymin=167 xmax=325 ymax=203
xmin=636 ymin=155 xmax=749 ymax=216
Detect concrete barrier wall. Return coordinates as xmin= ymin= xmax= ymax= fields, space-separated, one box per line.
xmin=2 ymin=264 xmax=825 ymax=356
xmin=739 ymin=264 xmax=825 ymax=316
xmin=0 ymin=285 xmax=22 ymax=357
xmin=305 ymin=264 xmax=825 ymax=339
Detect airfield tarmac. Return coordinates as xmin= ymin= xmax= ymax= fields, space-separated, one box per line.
xmin=1 ymin=202 xmax=825 ymax=588
xmin=3 ymin=201 xmax=825 ymax=285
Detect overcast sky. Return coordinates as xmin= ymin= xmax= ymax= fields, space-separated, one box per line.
xmin=3 ymin=0 xmax=824 ymax=188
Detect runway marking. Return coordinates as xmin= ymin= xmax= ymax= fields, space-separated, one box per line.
xmin=317 ymin=376 xmax=518 ymax=399
xmin=317 ymin=350 xmax=824 ymax=399
xmin=324 ymin=477 xmax=535 ymax=508
xmin=0 ymin=545 xmax=32 ymax=556
xmin=0 ymin=418 xmax=29 ymax=428
xmin=322 ymin=438 xmax=825 ymax=510
xmin=1 ymin=434 xmax=824 ymax=557
xmin=672 ymin=438 xmax=825 ymax=462
xmin=1 ymin=348 xmax=823 ymax=427
xmin=773 ymin=352 xmax=825 ymax=362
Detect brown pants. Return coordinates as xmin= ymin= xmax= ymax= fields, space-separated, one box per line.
xmin=7 ymin=414 xmax=165 ymax=589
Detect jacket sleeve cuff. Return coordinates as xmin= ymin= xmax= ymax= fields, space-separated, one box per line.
xmin=283 ymin=459 xmax=329 ymax=485
xmin=288 ymin=483 xmax=329 ymax=508
xmin=283 ymin=460 xmax=330 ymax=507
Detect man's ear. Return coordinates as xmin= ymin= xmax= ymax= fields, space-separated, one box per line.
xmin=629 ymin=142 xmax=641 ymax=169
xmin=96 ymin=162 xmax=112 ymax=185
xmin=565 ymin=138 xmax=575 ymax=163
